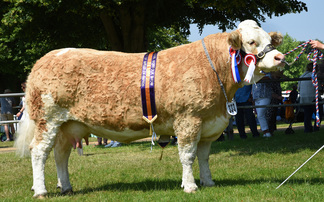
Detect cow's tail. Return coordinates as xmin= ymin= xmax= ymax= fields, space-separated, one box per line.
xmin=14 ymin=108 xmax=35 ymax=157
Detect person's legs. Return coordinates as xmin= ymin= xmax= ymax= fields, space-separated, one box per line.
xmin=235 ymin=103 xmax=247 ymax=139
xmin=4 ymin=124 xmax=10 ymax=140
xmin=303 ymin=105 xmax=313 ymax=133
xmin=9 ymin=124 xmax=15 ymax=138
xmin=1 ymin=114 xmax=10 ymax=140
xmin=268 ymin=107 xmax=278 ymax=135
xmin=245 ymin=106 xmax=260 ymax=137
xmin=255 ymin=98 xmax=271 ymax=137
xmin=96 ymin=137 xmax=102 ymax=145
xmin=105 ymin=140 xmax=115 ymax=147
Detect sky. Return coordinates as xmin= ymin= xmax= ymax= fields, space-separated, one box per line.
xmin=189 ymin=0 xmax=323 ymax=42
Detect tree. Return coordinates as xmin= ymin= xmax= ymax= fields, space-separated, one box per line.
xmin=0 ymin=0 xmax=307 ymax=82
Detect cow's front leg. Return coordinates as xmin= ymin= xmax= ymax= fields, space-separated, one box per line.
xmin=174 ymin=116 xmax=202 ymax=193
xmin=54 ymin=134 xmax=73 ymax=195
xmin=197 ymin=141 xmax=215 ymax=187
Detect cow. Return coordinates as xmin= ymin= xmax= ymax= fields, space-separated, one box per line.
xmin=15 ymin=20 xmax=285 ymax=198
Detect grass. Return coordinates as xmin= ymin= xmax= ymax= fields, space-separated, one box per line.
xmin=0 ymin=124 xmax=324 ymax=201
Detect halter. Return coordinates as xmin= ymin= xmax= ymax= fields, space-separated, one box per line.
xmin=240 ymin=44 xmax=276 ymax=62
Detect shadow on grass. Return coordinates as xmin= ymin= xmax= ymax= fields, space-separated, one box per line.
xmin=214 ymin=177 xmax=324 ymax=187
xmin=46 ymin=179 xmax=182 ymax=197
xmin=46 ymin=176 xmax=324 ymax=198
xmin=0 ymin=145 xmax=11 ymax=149
xmin=211 ymin=129 xmax=324 ymax=155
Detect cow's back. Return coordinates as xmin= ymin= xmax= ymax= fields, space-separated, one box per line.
xmin=26 ymin=33 xmax=232 ymax=140
xmin=27 ymin=49 xmax=147 ymax=130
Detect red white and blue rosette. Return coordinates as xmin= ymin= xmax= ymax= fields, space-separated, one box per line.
xmin=229 ymin=47 xmax=242 ymax=83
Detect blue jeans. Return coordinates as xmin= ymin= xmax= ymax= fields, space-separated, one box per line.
xmin=255 ymin=98 xmax=271 ymax=132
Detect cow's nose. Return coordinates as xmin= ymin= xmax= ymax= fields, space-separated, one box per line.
xmin=274 ymin=54 xmax=285 ymax=62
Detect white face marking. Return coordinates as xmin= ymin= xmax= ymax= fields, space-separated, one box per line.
xmin=55 ymin=48 xmax=76 ymax=56
xmin=238 ymin=20 xmax=284 ymax=71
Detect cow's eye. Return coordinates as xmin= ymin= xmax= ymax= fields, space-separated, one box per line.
xmin=248 ymin=41 xmax=255 ymax=45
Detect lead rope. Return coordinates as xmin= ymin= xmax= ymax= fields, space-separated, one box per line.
xmin=201 ymin=38 xmax=237 ymax=116
xmin=284 ymin=40 xmax=323 ymax=127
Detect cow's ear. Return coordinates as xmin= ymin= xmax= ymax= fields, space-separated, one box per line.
xmin=228 ymin=30 xmax=242 ymax=50
xmin=269 ymin=32 xmax=283 ymax=47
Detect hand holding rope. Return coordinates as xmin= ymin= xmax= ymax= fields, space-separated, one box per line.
xmin=284 ymin=40 xmax=323 ymax=127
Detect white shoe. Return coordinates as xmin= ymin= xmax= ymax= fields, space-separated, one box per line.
xmin=263 ymin=133 xmax=272 ymax=138
xmin=111 ymin=142 xmax=121 ymax=148
xmin=105 ymin=141 xmax=114 ymax=148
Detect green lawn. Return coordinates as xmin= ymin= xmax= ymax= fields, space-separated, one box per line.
xmin=0 ymin=126 xmax=323 ymax=201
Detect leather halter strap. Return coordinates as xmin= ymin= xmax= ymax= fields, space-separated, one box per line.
xmin=241 ymin=44 xmax=276 ymax=62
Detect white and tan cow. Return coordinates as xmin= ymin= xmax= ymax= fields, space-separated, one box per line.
xmin=15 ymin=20 xmax=285 ymax=198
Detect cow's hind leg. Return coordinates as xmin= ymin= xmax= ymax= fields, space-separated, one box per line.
xmin=174 ymin=116 xmax=202 ymax=193
xmin=31 ymin=121 xmax=59 ymax=198
xmin=54 ymin=132 xmax=73 ymax=195
xmin=54 ymin=121 xmax=90 ymax=195
xmin=197 ymin=141 xmax=215 ymax=187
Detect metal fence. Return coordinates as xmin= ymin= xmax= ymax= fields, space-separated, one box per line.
xmin=0 ymin=93 xmax=24 ymax=126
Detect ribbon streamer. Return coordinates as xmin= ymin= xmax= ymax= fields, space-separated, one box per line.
xmin=229 ymin=47 xmax=241 ymax=83
xmin=243 ymin=54 xmax=257 ymax=83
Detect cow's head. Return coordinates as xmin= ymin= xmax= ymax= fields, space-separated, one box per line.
xmin=228 ymin=20 xmax=285 ymax=76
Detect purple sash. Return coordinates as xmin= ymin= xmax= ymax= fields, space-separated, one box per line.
xmin=141 ymin=52 xmax=158 ymax=123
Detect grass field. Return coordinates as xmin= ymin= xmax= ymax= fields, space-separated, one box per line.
xmin=0 ymin=124 xmax=323 ymax=201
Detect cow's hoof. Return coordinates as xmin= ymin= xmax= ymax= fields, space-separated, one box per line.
xmin=33 ymin=193 xmax=47 ymax=199
xmin=33 ymin=189 xmax=48 ymax=199
xmin=184 ymin=187 xmax=197 ymax=193
xmin=182 ymin=183 xmax=198 ymax=193
xmin=200 ymin=179 xmax=215 ymax=187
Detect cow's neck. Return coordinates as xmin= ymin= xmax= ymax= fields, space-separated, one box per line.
xmin=202 ymin=34 xmax=243 ymax=105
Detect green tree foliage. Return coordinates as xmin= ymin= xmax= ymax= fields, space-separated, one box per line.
xmin=147 ymin=27 xmax=190 ymax=52
xmin=277 ymin=34 xmax=323 ymax=90
xmin=0 ymin=0 xmax=307 ymax=81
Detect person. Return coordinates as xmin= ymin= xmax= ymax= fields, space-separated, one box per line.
xmin=0 ymin=89 xmax=16 ymax=141
xmin=310 ymin=40 xmax=324 ymax=50
xmin=105 ymin=140 xmax=122 ymax=148
xmin=95 ymin=137 xmax=107 ymax=146
xmin=252 ymin=74 xmax=272 ymax=137
xmin=234 ymin=85 xmax=260 ymax=139
xmin=298 ymin=63 xmax=323 ymax=132
xmin=266 ymin=71 xmax=283 ymax=135
xmin=16 ymin=82 xmax=26 ymax=120
xmin=289 ymin=85 xmax=298 ymax=104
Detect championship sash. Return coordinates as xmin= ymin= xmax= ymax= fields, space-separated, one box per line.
xmin=141 ymin=52 xmax=158 ymax=123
